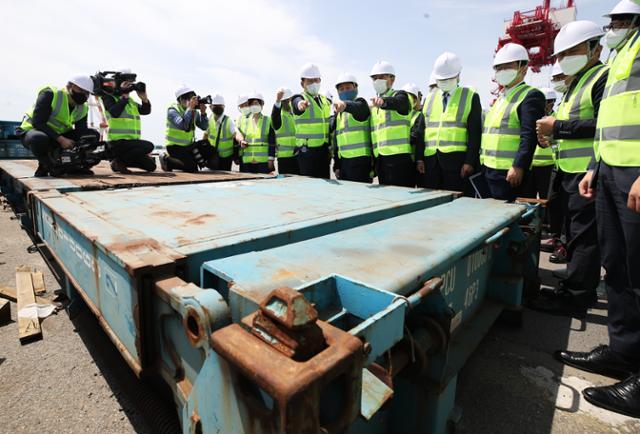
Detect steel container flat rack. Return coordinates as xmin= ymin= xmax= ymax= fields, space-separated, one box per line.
xmin=0 ymin=159 xmax=541 ymax=434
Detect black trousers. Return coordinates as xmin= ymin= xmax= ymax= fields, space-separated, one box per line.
xmin=377 ymin=154 xmax=415 ymax=187
xmin=419 ymin=155 xmax=466 ymax=192
xmin=165 ymin=145 xmax=199 ymax=172
xmin=483 ymin=167 xmax=523 ymax=202
xmin=20 ymin=128 xmax=98 ymax=170
xmin=521 ymin=164 xmax=553 ymax=200
xmin=596 ymin=162 xmax=640 ymax=359
xmin=297 ymin=145 xmax=330 ymax=179
xmin=217 ymin=156 xmax=233 ymax=171
xmin=277 ymin=156 xmax=299 ymax=175
xmin=546 ymin=167 xmax=570 ymax=238
xmin=109 ymin=139 xmax=156 ymax=172
xmin=339 ymin=156 xmax=372 ymax=183
xmin=240 ymin=162 xmax=270 ymax=174
xmin=560 ymin=171 xmax=601 ymax=295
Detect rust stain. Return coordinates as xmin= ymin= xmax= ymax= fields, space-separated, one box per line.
xmin=185 ymin=213 xmax=217 ymax=226
xmin=271 ymin=268 xmax=296 ymax=281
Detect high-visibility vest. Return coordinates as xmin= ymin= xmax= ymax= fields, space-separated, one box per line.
xmin=165 ymin=104 xmax=194 ymax=147
xmin=481 ymin=82 xmax=537 ymax=170
xmin=595 ymin=31 xmax=640 ymax=167
xmin=275 ymin=109 xmax=296 ymax=158
xmin=238 ymin=114 xmax=270 ymax=164
xmin=105 ymin=96 xmax=141 ymax=141
xmin=20 ymin=86 xmax=88 ymax=134
xmin=294 ymin=93 xmax=330 ymax=148
xmin=422 ymin=86 xmax=475 ymax=157
xmin=555 ymin=64 xmax=608 ymax=173
xmin=335 ymin=111 xmax=372 ymax=159
xmin=371 ymin=89 xmax=413 ymax=157
xmin=207 ymin=115 xmax=234 ymax=158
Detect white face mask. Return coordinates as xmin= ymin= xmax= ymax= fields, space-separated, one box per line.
xmin=436 ymin=78 xmax=458 ymax=93
xmin=605 ymin=28 xmax=631 ymax=50
xmin=559 ymin=55 xmax=589 ymax=76
xmin=250 ymin=104 xmax=262 ymax=114
xmin=306 ymin=82 xmax=321 ymax=96
xmin=495 ymin=69 xmax=518 ymax=87
xmin=239 ymin=106 xmax=251 ymax=116
xmin=373 ymin=79 xmax=389 ymax=95
xmin=551 ymin=79 xmax=568 ymax=94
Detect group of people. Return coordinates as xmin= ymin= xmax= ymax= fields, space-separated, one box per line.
xmin=15 ymin=0 xmax=640 ymax=420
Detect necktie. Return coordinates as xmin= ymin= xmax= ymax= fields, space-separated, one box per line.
xmin=442 ymin=93 xmax=449 ymax=112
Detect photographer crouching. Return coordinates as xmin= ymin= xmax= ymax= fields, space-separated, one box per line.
xmin=17 ymin=75 xmax=99 ymax=177
xmin=160 ymin=86 xmax=209 ymax=172
xmin=100 ymin=69 xmax=156 ymax=173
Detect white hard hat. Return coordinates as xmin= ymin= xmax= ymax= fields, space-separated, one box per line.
xmin=605 ymin=0 xmax=640 ymax=17
xmin=280 ymin=88 xmax=293 ymax=100
xmin=540 ymin=87 xmax=557 ymax=101
xmin=248 ymin=91 xmax=264 ymax=102
xmin=69 ymin=75 xmax=94 ymax=93
xmin=370 ymin=60 xmax=395 ymax=77
xmin=433 ymin=52 xmax=462 ymax=80
xmin=551 ymin=61 xmax=564 ymax=78
xmin=324 ymin=90 xmax=333 ymax=101
xmin=401 ymin=82 xmax=420 ymax=98
xmin=175 ymin=85 xmax=194 ymax=99
xmin=212 ymin=94 xmax=225 ymax=105
xmin=335 ymin=72 xmax=358 ymax=87
xmin=554 ymin=20 xmax=604 ymax=55
xmin=493 ymin=43 xmax=529 ymax=66
xmin=300 ymin=63 xmax=321 ymax=79
xmin=429 ymin=71 xmax=437 ymax=86
xmin=237 ymin=94 xmax=249 ymax=106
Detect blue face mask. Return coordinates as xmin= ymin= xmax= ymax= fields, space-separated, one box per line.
xmin=339 ymin=90 xmax=357 ymax=101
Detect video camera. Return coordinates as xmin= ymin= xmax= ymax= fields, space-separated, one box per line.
xmin=91 ymin=71 xmax=146 ymax=97
xmin=50 ymin=134 xmax=111 ymax=176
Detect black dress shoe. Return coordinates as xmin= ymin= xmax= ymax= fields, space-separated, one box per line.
xmin=554 ymin=345 xmax=638 ymax=380
xmin=549 ymin=244 xmax=568 ymax=264
xmin=529 ymin=289 xmax=596 ymax=318
xmin=541 ymin=237 xmax=561 ymax=253
xmin=34 ymin=165 xmax=49 ymax=177
xmin=583 ymin=375 xmax=640 ymax=418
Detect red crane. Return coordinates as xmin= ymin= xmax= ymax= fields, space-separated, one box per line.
xmin=497 ymin=0 xmax=577 ymax=72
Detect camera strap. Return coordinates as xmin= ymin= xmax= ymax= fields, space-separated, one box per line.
xmin=214 ymin=115 xmax=225 ymax=151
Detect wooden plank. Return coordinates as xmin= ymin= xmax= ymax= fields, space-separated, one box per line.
xmin=31 ymin=271 xmax=46 ymax=295
xmin=0 ymin=285 xmax=52 ymax=305
xmin=0 ymin=299 xmax=10 ymax=325
xmin=16 ymin=267 xmax=42 ymax=344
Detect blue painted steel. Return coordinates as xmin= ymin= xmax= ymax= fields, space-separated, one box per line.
xmin=0 ymin=120 xmax=32 ymax=159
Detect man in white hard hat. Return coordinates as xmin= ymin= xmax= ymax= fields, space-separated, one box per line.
xmin=553 ymin=3 xmax=640 ymax=417
xmin=100 ymin=69 xmax=156 ymax=174
xmin=17 ymin=75 xmax=98 ymax=177
xmin=160 ymin=86 xmax=209 ymax=172
xmin=330 ymin=73 xmax=373 ymax=183
xmin=533 ymin=21 xmax=608 ymax=318
xmin=202 ymin=95 xmax=244 ymax=171
xmin=603 ymin=0 xmax=640 ymax=56
xmin=417 ymin=52 xmax=482 ymax=193
xmin=236 ymin=92 xmax=275 ymax=174
xmin=481 ymin=43 xmax=545 ymax=200
xmin=271 ymin=88 xmax=298 ymax=174
xmin=291 ymin=63 xmax=332 ymax=178
xmin=369 ymin=60 xmax=415 ymax=187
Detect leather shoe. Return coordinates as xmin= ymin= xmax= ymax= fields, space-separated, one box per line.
xmin=549 ymin=244 xmax=568 ymax=264
xmin=529 ymin=288 xmax=596 ymax=318
xmin=583 ymin=375 xmax=640 ymax=418
xmin=554 ymin=345 xmax=638 ymax=380
xmin=541 ymin=237 xmax=561 ymax=253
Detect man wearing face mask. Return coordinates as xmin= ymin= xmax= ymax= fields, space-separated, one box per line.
xmin=236 ymin=92 xmax=275 ymax=174
xmin=416 ymin=52 xmax=482 ymax=192
xmin=370 ymin=60 xmax=415 ymax=187
xmin=532 ymin=21 xmax=608 ymax=318
xmin=17 ymin=75 xmax=98 ymax=177
xmin=160 ymin=86 xmax=209 ymax=172
xmin=481 ymin=43 xmax=545 ymax=201
xmin=603 ymin=0 xmax=640 ymax=59
xmin=202 ymin=95 xmax=244 ymax=171
xmin=330 ymin=73 xmax=373 ymax=183
xmin=554 ymin=3 xmax=640 ymax=418
xmin=271 ymin=88 xmax=298 ymax=175
xmin=291 ymin=63 xmax=331 ymax=179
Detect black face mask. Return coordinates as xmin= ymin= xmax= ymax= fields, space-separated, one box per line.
xmin=71 ymin=91 xmax=88 ymax=104
xmin=212 ymin=106 xmax=224 ymax=116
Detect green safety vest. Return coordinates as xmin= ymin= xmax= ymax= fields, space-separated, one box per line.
xmin=275 ymin=109 xmax=296 ymax=158
xmin=105 ymin=96 xmax=141 ymax=141
xmin=555 ymin=64 xmax=608 ymax=173
xmin=207 ymin=115 xmax=234 ymax=158
xmin=238 ymin=114 xmax=270 ymax=164
xmin=595 ymin=31 xmax=640 ymax=167
xmin=481 ymin=82 xmax=537 ymax=170
xmin=165 ymin=104 xmax=194 ymax=147
xmin=294 ymin=93 xmax=330 ymax=148
xmin=371 ymin=89 xmax=413 ymax=157
xmin=422 ymin=86 xmax=475 ymax=157
xmin=20 ymin=86 xmax=88 ymax=134
xmin=335 ymin=111 xmax=372 ymax=159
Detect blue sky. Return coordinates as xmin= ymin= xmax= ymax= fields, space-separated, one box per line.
xmin=0 ymin=0 xmax=613 ymax=146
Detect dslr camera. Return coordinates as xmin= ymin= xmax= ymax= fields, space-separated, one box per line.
xmin=197 ymin=95 xmax=212 ymax=105
xmin=91 ymin=71 xmax=146 ymax=97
